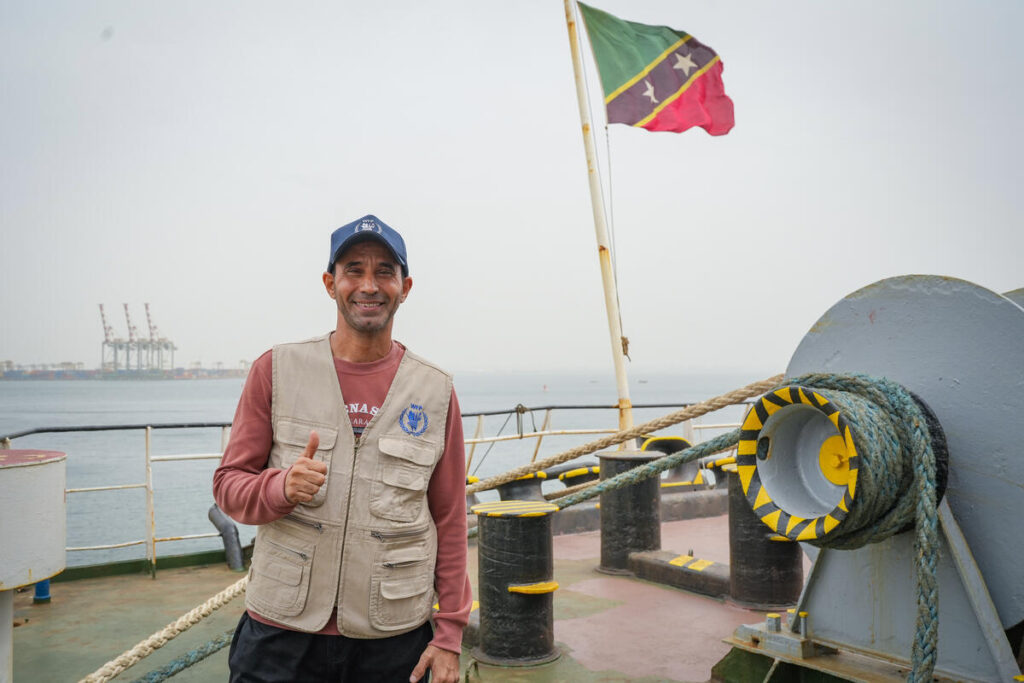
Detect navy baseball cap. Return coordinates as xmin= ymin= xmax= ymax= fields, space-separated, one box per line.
xmin=326 ymin=214 xmax=408 ymax=276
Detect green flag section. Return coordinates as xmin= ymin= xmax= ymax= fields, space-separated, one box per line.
xmin=577 ymin=2 xmax=734 ymax=135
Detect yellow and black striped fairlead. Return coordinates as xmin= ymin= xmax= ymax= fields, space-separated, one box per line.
xmin=736 ymin=386 xmax=859 ymax=541
xmin=557 ymin=466 xmax=599 ymax=481
xmin=470 ymin=500 xmax=559 ymax=518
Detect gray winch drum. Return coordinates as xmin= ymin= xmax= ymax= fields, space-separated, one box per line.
xmin=729 ymin=275 xmax=1024 ymax=681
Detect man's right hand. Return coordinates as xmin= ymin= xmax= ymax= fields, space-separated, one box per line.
xmin=283 ymin=431 xmax=327 ymax=504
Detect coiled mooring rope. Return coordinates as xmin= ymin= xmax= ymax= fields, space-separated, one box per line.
xmin=544 ymin=372 xmax=940 ymax=682
xmin=79 ymin=576 xmax=247 ymax=683
xmin=787 ymin=373 xmax=940 ymax=683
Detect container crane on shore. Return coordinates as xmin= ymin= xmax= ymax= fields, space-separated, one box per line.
xmin=144 ymin=303 xmax=176 ymax=370
xmin=123 ymin=303 xmax=140 ymax=370
xmin=97 ymin=304 xmax=176 ymax=372
xmin=98 ymin=304 xmax=128 ymax=371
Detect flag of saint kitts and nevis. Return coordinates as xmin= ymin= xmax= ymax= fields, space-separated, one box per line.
xmin=577 ymin=2 xmax=734 ymax=135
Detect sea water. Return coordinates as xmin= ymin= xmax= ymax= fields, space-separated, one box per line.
xmin=0 ymin=371 xmax=755 ymax=566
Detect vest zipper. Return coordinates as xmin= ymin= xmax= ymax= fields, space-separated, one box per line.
xmin=282 ymin=514 xmax=324 ymax=533
xmin=382 ymin=558 xmax=426 ymax=569
xmin=370 ymin=528 xmax=423 ymax=543
xmin=263 ymin=537 xmax=310 ymax=562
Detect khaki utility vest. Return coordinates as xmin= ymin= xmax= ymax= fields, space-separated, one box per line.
xmin=245 ymin=334 xmax=453 ymax=637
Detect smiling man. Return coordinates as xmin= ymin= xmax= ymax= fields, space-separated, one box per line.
xmin=213 ymin=215 xmax=471 ymax=682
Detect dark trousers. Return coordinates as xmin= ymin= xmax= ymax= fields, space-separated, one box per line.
xmin=228 ymin=612 xmax=433 ymax=682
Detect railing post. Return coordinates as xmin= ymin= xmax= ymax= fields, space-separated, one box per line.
xmin=530 ymin=409 xmax=553 ymax=463
xmin=145 ymin=426 xmax=156 ymax=578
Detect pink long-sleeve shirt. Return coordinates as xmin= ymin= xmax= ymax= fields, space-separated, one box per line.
xmin=212 ymin=342 xmax=472 ymax=653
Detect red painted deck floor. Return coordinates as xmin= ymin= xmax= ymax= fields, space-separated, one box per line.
xmin=13 ymin=513 xmax=788 ymax=682
xmin=466 ymin=514 xmax=793 ymax=682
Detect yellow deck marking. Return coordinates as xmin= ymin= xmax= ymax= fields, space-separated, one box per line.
xmin=773 ymin=388 xmax=794 ymax=403
xmin=761 ymin=398 xmax=784 ymax=416
xmin=823 ymin=515 xmax=841 ymax=534
xmin=738 ymin=440 xmax=757 ymax=455
xmin=796 ymin=524 xmax=819 ymax=541
xmin=688 ymin=559 xmax=714 ymax=571
xmin=742 ymin=409 xmax=763 ymax=431
xmin=669 ymin=554 xmax=694 ymax=567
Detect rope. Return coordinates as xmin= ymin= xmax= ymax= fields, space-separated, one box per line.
xmin=785 ymin=373 xmax=939 ymax=682
xmin=553 ymin=429 xmax=741 ymax=509
xmin=544 ymin=479 xmax=598 ymax=500
xmin=129 ymin=629 xmax=235 ymax=683
xmin=465 ymin=374 xmax=782 ymax=495
xmin=539 ymin=372 xmax=940 ymax=682
xmin=79 ymin=576 xmax=247 ymax=683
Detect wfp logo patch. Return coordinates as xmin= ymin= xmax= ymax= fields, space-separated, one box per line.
xmin=399 ymin=403 xmax=429 ymax=436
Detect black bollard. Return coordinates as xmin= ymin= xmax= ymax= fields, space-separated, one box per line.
xmin=727 ymin=468 xmax=803 ymax=608
xmin=471 ymin=500 xmax=561 ymax=667
xmin=641 ymin=436 xmax=695 ymax=481
xmin=495 ymin=472 xmax=548 ymax=502
xmin=596 ymin=450 xmax=661 ymax=574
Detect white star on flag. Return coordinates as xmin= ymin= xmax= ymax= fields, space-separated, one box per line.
xmin=642 ymin=79 xmax=658 ymax=104
xmin=673 ymin=52 xmax=697 ymax=76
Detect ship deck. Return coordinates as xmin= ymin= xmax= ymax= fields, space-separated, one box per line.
xmin=13 ymin=514 xmax=773 ymax=682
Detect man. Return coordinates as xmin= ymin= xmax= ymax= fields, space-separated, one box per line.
xmin=214 ymin=214 xmax=472 ymax=682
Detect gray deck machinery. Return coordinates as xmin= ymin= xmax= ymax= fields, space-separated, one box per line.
xmin=725 ymin=276 xmax=1024 ymax=682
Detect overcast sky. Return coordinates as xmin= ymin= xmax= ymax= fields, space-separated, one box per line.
xmin=2 ymin=1 xmax=1022 ymax=378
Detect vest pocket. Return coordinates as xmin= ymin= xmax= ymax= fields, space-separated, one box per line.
xmin=369 ymin=555 xmax=433 ymax=631
xmin=371 ymin=437 xmax=437 ymax=522
xmin=275 ymin=419 xmax=338 ymax=508
xmin=248 ymin=531 xmax=315 ymax=617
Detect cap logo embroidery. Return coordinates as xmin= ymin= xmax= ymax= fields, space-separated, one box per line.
xmin=399 ymin=403 xmax=428 ymax=436
xmin=355 ymin=218 xmax=382 ymax=235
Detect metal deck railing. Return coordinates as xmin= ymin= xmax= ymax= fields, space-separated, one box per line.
xmin=1 ymin=401 xmax=745 ymax=573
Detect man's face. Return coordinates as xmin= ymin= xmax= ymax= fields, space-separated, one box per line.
xmin=324 ymin=240 xmax=412 ymax=336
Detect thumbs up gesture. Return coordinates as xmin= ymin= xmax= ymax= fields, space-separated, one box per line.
xmin=284 ymin=431 xmax=328 ymax=504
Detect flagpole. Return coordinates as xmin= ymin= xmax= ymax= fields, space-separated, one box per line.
xmin=563 ymin=0 xmax=634 ymax=436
